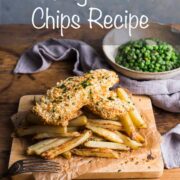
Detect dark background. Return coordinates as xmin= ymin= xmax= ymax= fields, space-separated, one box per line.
xmin=0 ymin=0 xmax=179 ymax=24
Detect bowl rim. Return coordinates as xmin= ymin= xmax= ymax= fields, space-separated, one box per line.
xmin=102 ymin=27 xmax=180 ymax=75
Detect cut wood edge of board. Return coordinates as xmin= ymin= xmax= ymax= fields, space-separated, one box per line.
xmin=76 ymin=170 xmax=164 ymax=179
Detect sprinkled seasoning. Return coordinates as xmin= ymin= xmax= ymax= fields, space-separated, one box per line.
xmin=81 ymin=80 xmax=92 ymax=88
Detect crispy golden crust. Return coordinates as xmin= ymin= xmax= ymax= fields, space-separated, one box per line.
xmin=32 ymin=69 xmax=119 ymax=126
xmin=86 ymin=91 xmax=131 ymax=120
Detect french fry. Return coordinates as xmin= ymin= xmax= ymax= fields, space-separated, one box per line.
xmin=89 ymin=135 xmax=104 ymax=142
xmin=33 ymin=132 xmax=80 ymax=140
xmin=88 ymin=119 xmax=122 ymax=126
xmin=116 ymin=88 xmax=131 ymax=102
xmin=16 ymin=126 xmax=69 ymax=136
xmin=117 ymin=88 xmax=147 ymax=128
xmin=72 ymin=148 xmax=119 ymax=159
xmin=26 ymin=113 xmax=87 ymax=127
xmin=16 ymin=126 xmax=79 ymax=137
xmin=129 ymin=109 xmax=147 ymax=128
xmin=84 ymin=141 xmax=129 ymax=150
xmin=27 ymin=138 xmax=71 ymax=155
xmin=69 ymin=115 xmax=87 ymax=127
xmin=86 ymin=123 xmax=123 ymax=143
xmin=119 ymin=114 xmax=145 ymax=143
xmin=41 ymin=130 xmax=92 ymax=159
xmin=115 ymin=131 xmax=142 ymax=150
xmin=88 ymin=119 xmax=123 ymax=131
xmin=67 ymin=127 xmax=79 ymax=132
xmin=62 ymin=151 xmax=72 ymax=159
xmin=119 ymin=113 xmax=136 ymax=137
xmin=27 ymin=138 xmax=58 ymax=155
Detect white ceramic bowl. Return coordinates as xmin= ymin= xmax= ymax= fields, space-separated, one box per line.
xmin=102 ymin=23 xmax=180 ymax=80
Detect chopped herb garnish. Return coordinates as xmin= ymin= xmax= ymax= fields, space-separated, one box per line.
xmin=58 ymin=84 xmax=67 ymax=93
xmin=81 ymin=80 xmax=92 ymax=88
xmin=108 ymin=97 xmax=114 ymax=101
xmin=89 ymin=89 xmax=92 ymax=95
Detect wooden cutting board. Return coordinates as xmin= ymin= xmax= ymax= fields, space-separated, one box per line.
xmin=9 ymin=95 xmax=164 ymax=180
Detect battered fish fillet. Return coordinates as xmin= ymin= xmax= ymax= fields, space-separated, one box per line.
xmin=86 ymin=90 xmax=131 ymax=120
xmin=32 ymin=69 xmax=121 ymax=126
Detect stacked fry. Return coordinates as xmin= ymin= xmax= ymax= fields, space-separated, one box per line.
xmin=16 ymin=88 xmax=147 ymax=160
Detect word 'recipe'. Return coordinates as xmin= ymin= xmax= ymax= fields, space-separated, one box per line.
xmin=32 ymin=6 xmax=149 ymax=37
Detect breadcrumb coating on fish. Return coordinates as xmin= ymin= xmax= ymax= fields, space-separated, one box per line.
xmin=86 ymin=90 xmax=131 ymax=120
xmin=32 ymin=69 xmax=120 ymax=126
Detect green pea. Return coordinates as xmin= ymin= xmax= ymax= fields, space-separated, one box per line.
xmin=145 ymin=60 xmax=151 ymax=65
xmin=115 ymin=38 xmax=180 ymax=72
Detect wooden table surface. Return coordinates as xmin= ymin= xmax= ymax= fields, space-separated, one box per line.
xmin=0 ymin=24 xmax=180 ymax=180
